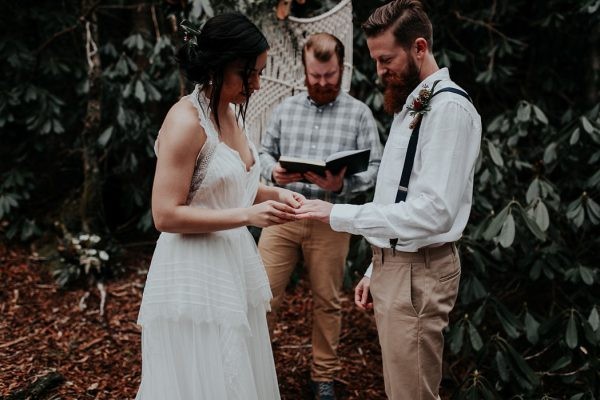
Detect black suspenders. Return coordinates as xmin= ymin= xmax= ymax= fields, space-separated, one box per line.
xmin=389 ymin=83 xmax=472 ymax=249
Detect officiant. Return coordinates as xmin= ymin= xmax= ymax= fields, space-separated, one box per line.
xmin=258 ymin=32 xmax=382 ymax=400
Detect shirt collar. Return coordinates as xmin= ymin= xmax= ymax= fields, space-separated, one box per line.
xmin=404 ymin=67 xmax=450 ymax=108
xmin=305 ymin=91 xmax=343 ymax=108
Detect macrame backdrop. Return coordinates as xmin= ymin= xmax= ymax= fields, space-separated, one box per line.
xmin=245 ymin=0 xmax=353 ymax=146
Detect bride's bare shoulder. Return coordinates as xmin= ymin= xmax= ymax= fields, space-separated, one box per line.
xmin=162 ymin=98 xmax=205 ymax=138
xmin=156 ymin=98 xmax=207 ymax=156
xmin=164 ymin=97 xmax=202 ymax=130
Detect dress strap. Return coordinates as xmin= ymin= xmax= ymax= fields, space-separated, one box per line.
xmin=187 ymin=85 xmax=219 ymax=140
xmin=183 ymin=85 xmax=221 ymax=204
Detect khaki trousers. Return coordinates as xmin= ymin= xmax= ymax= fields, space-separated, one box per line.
xmin=258 ymin=220 xmax=351 ymax=381
xmin=370 ymin=243 xmax=460 ymax=400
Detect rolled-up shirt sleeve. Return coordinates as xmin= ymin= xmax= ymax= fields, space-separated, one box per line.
xmin=364 ymin=262 xmax=373 ymax=278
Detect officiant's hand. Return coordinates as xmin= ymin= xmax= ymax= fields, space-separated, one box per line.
xmin=272 ymin=163 xmax=303 ymax=185
xmin=304 ymin=167 xmax=347 ymax=192
xmin=355 ymin=277 xmax=373 ymax=310
xmin=294 ymin=199 xmax=333 ymax=224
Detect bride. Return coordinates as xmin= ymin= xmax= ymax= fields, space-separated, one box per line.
xmin=135 ymin=13 xmax=301 ymax=400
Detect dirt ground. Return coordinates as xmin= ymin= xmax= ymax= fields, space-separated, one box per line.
xmin=0 ymin=245 xmax=388 ymax=399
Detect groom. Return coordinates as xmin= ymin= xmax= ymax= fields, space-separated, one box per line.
xmin=296 ymin=1 xmax=482 ymax=399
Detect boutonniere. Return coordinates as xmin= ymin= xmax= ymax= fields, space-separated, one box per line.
xmin=407 ymin=85 xmax=433 ymax=129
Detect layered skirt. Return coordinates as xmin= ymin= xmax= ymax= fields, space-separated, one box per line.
xmin=135 ymin=228 xmax=280 ymax=400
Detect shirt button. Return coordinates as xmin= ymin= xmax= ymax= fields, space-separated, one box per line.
xmin=314 ymin=125 xmax=319 ymax=129
xmin=318 ymin=109 xmax=322 ymax=113
xmin=311 ymin=145 xmax=316 ymax=149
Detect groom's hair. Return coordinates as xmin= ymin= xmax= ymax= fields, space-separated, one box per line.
xmin=362 ymin=0 xmax=433 ymax=51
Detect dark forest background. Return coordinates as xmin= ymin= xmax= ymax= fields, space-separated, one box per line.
xmin=1 ymin=0 xmax=599 ymax=398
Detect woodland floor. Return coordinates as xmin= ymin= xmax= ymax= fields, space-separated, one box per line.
xmin=1 ymin=244 xmax=453 ymax=399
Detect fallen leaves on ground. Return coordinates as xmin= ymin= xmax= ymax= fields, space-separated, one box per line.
xmin=0 ymin=245 xmax=386 ymax=399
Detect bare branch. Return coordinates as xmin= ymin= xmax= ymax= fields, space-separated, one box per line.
xmin=539 ymin=364 xmax=589 ymax=377
xmin=454 ymin=10 xmax=509 ymax=41
xmin=97 ymin=2 xmax=154 ymax=10
xmin=151 ymin=4 xmax=161 ymax=40
xmin=34 ymin=0 xmax=102 ymax=55
xmin=35 ymin=24 xmax=79 ymax=54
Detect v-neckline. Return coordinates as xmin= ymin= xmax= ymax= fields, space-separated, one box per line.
xmin=194 ymin=88 xmax=256 ymax=173
xmin=219 ymin=141 xmax=256 ymax=173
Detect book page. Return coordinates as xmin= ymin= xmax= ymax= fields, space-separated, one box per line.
xmin=279 ymin=155 xmax=326 ymax=167
xmin=325 ymin=148 xmax=369 ymax=163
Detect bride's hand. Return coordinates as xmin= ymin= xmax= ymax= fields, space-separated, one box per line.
xmin=247 ymin=200 xmax=297 ymax=227
xmin=277 ymin=188 xmax=305 ymax=209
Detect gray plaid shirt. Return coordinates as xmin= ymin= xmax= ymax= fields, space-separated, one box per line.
xmin=259 ymin=91 xmax=382 ymax=203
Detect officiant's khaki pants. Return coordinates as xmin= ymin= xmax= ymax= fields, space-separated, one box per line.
xmin=259 ymin=220 xmax=351 ymax=381
xmin=370 ymin=243 xmax=460 ymax=400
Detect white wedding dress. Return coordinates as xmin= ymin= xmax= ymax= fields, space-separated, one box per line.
xmin=135 ymin=86 xmax=280 ymax=400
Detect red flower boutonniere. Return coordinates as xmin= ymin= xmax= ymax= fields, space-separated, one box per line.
xmin=407 ymin=85 xmax=433 ymax=129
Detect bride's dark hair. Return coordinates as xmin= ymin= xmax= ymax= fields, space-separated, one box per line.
xmin=176 ymin=13 xmax=269 ymax=129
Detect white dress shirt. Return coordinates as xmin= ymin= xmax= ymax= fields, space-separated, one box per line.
xmin=330 ymin=68 xmax=482 ymax=277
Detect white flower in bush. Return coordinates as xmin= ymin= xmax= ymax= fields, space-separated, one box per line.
xmin=54 ymin=228 xmax=116 ymax=288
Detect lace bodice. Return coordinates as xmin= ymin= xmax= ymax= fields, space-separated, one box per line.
xmin=155 ymin=86 xmax=261 ymax=209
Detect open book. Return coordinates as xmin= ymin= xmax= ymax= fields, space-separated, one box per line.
xmin=278 ymin=148 xmax=371 ymax=176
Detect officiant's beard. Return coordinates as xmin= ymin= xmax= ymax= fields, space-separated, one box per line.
xmin=382 ymin=57 xmax=421 ymax=115
xmin=305 ymin=74 xmax=342 ymax=106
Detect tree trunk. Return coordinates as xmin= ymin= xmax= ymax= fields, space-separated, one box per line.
xmin=80 ymin=0 xmax=104 ymax=233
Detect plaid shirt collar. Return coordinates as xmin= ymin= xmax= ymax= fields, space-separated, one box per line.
xmin=305 ymin=92 xmax=342 ymax=109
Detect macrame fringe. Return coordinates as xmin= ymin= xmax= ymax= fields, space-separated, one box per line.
xmin=245 ymin=0 xmax=353 ymax=146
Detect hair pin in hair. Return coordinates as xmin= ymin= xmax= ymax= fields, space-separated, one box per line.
xmin=180 ymin=19 xmax=202 ymax=46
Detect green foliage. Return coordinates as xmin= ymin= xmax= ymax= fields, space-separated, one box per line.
xmin=350 ymin=0 xmax=600 ymax=397
xmin=0 ymin=0 xmax=180 ymax=240
xmin=1 ymin=0 xmax=598 ymax=397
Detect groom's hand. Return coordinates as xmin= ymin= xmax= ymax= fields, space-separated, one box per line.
xmin=295 ymin=199 xmax=333 ymax=224
xmin=355 ymin=276 xmax=373 ymax=310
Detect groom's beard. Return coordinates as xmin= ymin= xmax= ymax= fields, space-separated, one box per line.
xmin=382 ymin=57 xmax=421 ymax=115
